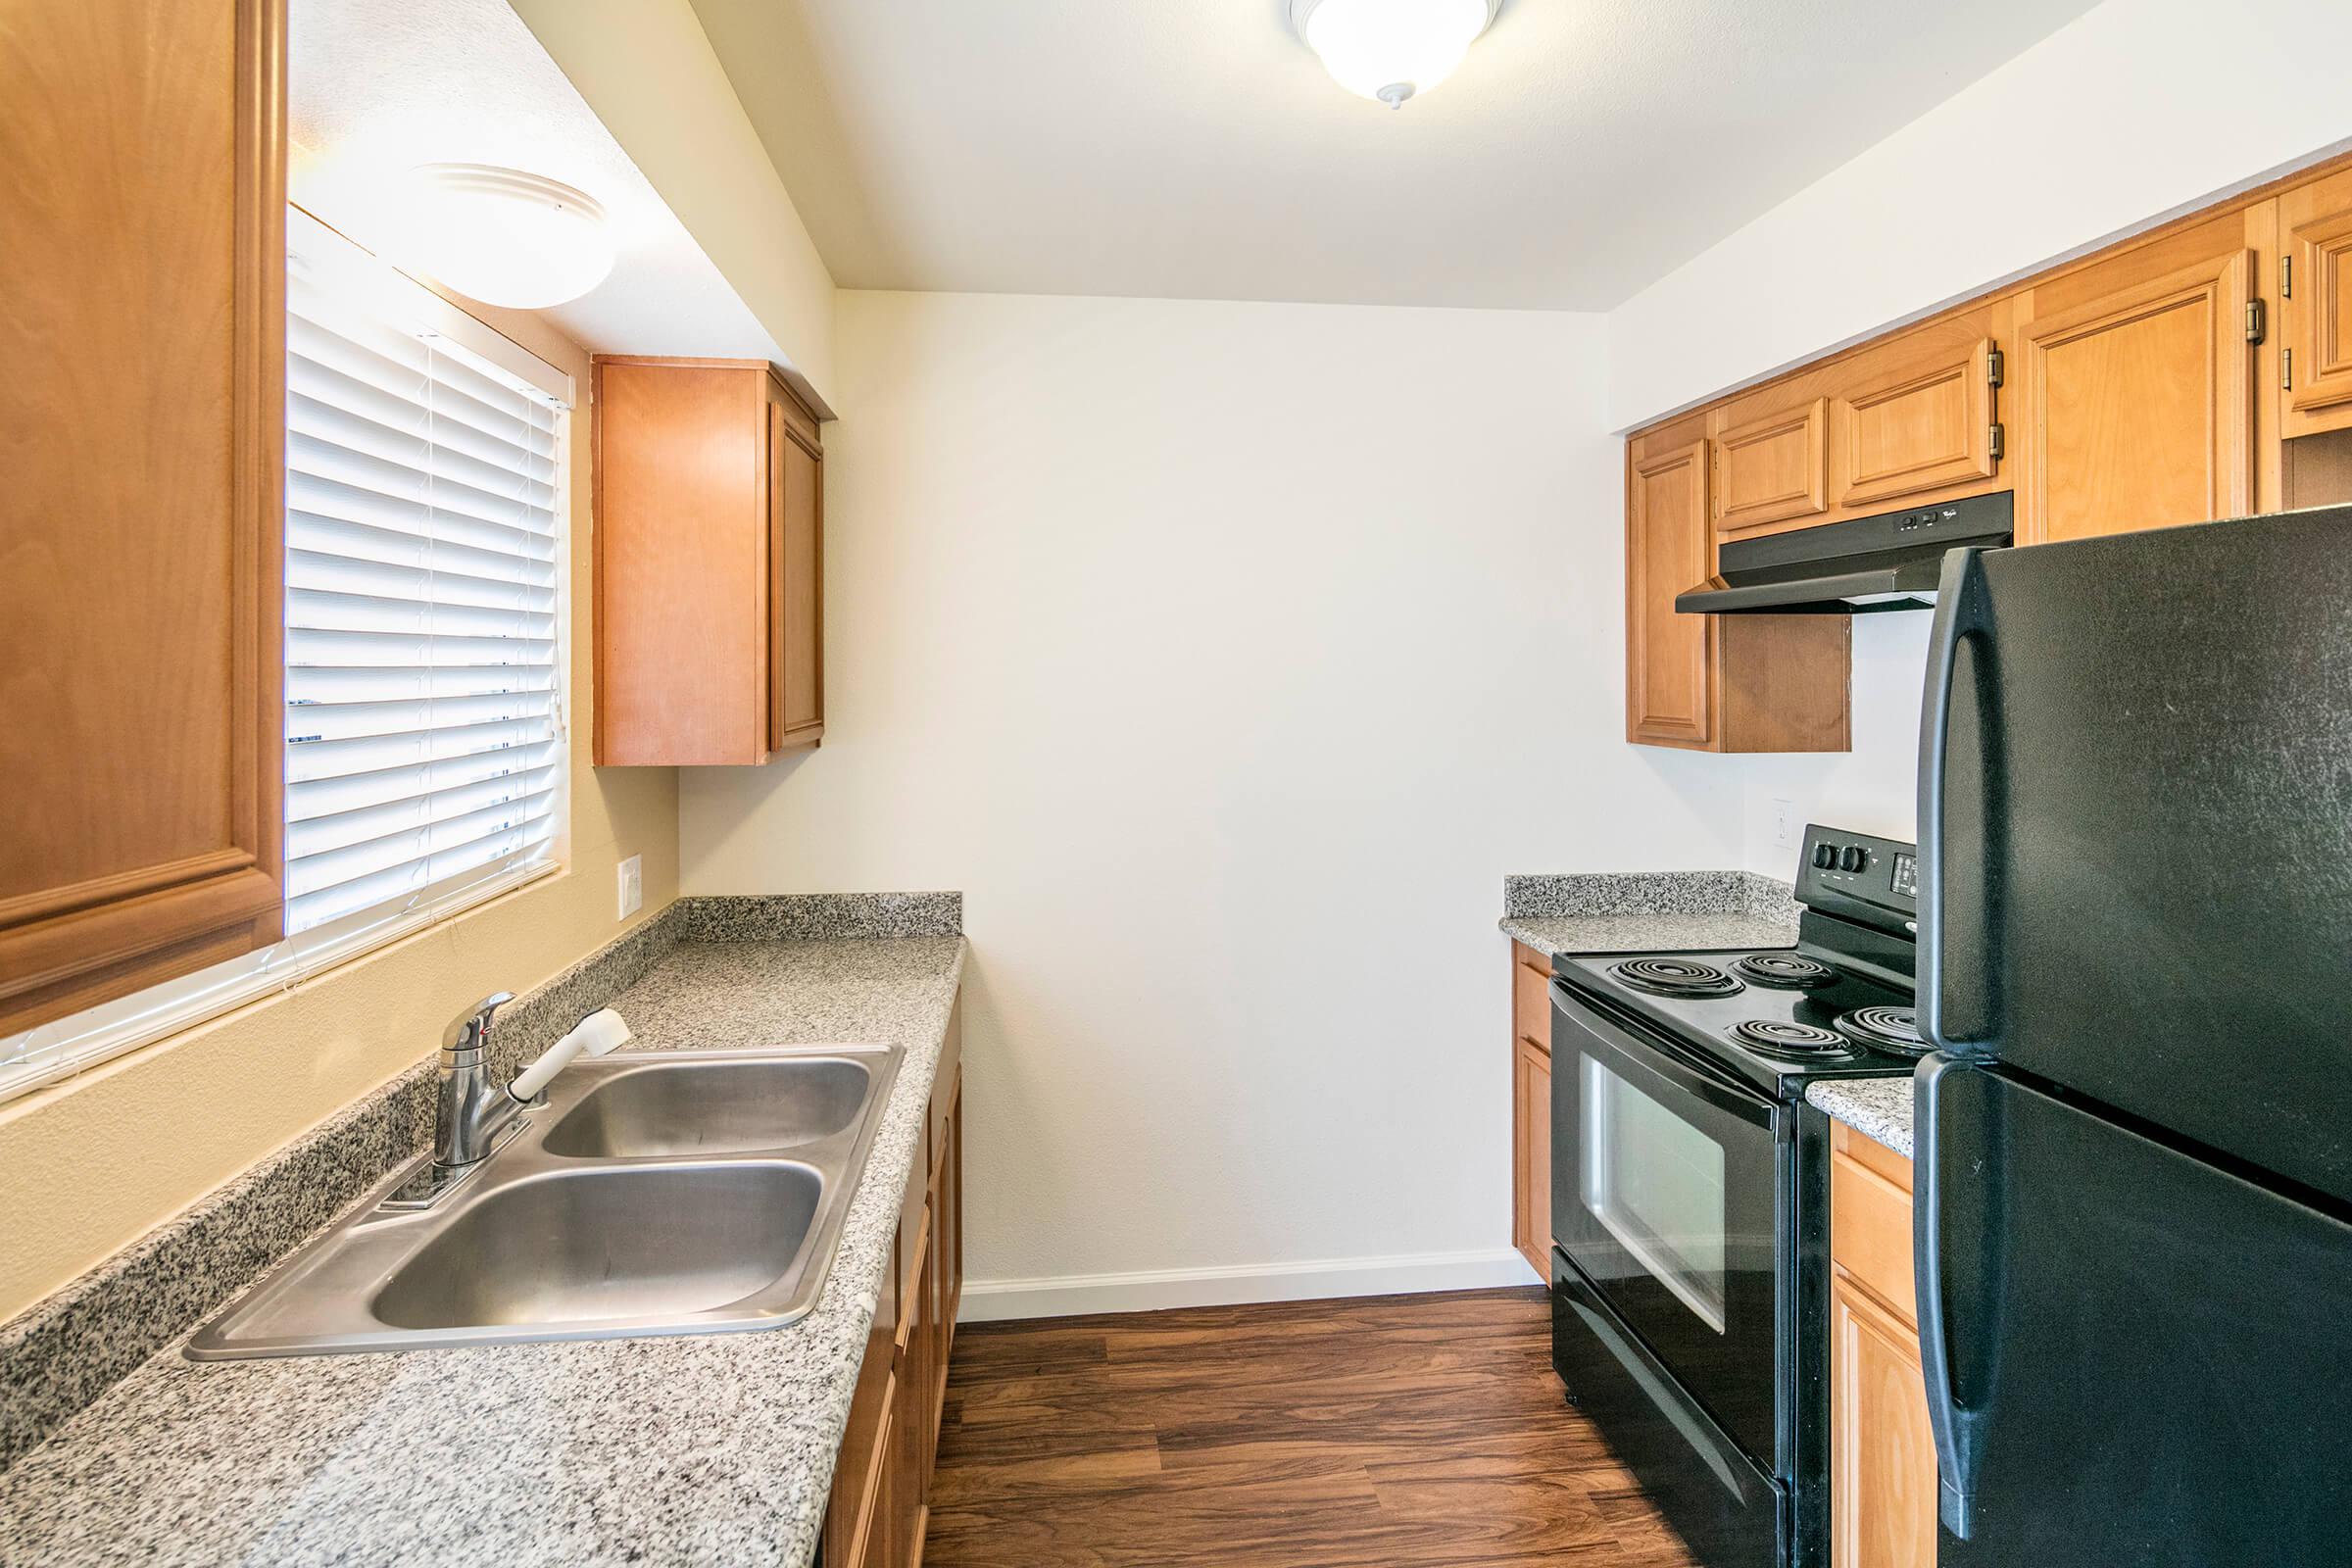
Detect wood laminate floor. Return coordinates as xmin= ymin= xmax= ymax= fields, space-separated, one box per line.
xmin=924 ymin=1286 xmax=1700 ymax=1568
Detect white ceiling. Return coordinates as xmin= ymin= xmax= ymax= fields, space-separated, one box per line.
xmin=290 ymin=0 xmax=786 ymax=367
xmin=689 ymin=0 xmax=2103 ymax=311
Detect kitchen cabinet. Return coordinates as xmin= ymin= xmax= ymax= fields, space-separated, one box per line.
xmin=2279 ymin=166 xmax=2352 ymax=439
xmin=824 ymin=1000 xmax=963 ymax=1568
xmin=1624 ymin=426 xmax=1852 ymax=753
xmin=1713 ymin=395 xmax=1829 ymax=535
xmin=1828 ymin=1121 xmax=1935 ymax=1568
xmin=1829 ymin=308 xmax=2007 ymax=513
xmin=1509 ymin=942 xmax=1551 ymax=1275
xmin=0 ymin=0 xmax=288 ymax=1033
xmin=2013 ymin=209 xmax=2260 ymax=545
xmin=593 ymin=356 xmax=825 ymax=766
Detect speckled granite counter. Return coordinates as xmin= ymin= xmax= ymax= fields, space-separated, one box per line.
xmin=0 ymin=931 xmax=964 ymax=1568
xmin=1806 ymin=1077 xmax=1915 ymax=1158
xmin=1500 ymin=869 xmax=1802 ymax=959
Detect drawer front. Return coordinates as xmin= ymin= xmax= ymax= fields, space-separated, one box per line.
xmin=1831 ymin=1130 xmax=1917 ymax=1324
xmin=1511 ymin=944 xmax=1551 ymax=1050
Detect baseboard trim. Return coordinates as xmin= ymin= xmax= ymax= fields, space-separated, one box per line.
xmin=957 ymin=1247 xmax=1544 ymax=1323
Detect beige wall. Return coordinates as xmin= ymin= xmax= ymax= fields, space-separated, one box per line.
xmin=681 ymin=290 xmax=1744 ymax=1315
xmin=0 ymin=301 xmax=680 ymax=1324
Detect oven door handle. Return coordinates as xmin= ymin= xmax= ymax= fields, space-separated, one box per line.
xmin=1550 ymin=980 xmax=1780 ymax=1133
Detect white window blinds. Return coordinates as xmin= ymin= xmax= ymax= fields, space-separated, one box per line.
xmin=282 ymin=217 xmax=567 ymax=934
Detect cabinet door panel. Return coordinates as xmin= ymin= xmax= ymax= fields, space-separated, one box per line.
xmin=1714 ymin=398 xmax=1828 ymax=533
xmin=2283 ymin=172 xmax=2352 ymax=432
xmin=0 ymin=0 xmax=287 ymax=1032
xmin=769 ymin=405 xmax=824 ymax=750
xmin=1831 ymin=1274 xmax=1936 ymax=1568
xmin=1512 ymin=1036 xmax=1551 ymax=1276
xmin=2019 ymin=249 xmax=2254 ymax=544
xmin=1834 ymin=336 xmax=1997 ymax=509
xmin=1626 ymin=440 xmax=1714 ymax=747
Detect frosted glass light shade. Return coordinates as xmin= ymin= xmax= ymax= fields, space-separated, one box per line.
xmin=1291 ymin=0 xmax=1500 ymax=108
xmin=393 ymin=165 xmax=614 ymax=310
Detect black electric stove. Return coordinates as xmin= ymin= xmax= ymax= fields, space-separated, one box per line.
xmin=1547 ymin=826 xmax=1918 ymax=1568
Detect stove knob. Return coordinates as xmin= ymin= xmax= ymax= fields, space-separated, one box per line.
xmin=1811 ymin=843 xmax=1838 ymax=869
xmin=1839 ymin=846 xmax=1868 ymax=872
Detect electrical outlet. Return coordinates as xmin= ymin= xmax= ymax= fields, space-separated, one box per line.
xmin=616 ymin=854 xmax=643 ymax=920
xmin=1772 ymin=799 xmax=1796 ymax=849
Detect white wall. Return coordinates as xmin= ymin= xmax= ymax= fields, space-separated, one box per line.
xmin=1614 ymin=0 xmax=2352 ymax=873
xmin=1609 ymin=0 xmax=2352 ymax=432
xmin=681 ymin=290 xmax=1743 ymax=1310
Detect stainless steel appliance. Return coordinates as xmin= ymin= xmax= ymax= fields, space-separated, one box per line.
xmin=1547 ymin=826 xmax=1921 ymax=1568
xmin=1917 ymin=506 xmax=2352 ymax=1564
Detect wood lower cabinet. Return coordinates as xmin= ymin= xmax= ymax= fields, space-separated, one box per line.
xmin=2015 ymin=211 xmax=2260 ymax=545
xmin=1829 ymin=1121 xmax=1936 ymax=1568
xmin=0 ymin=0 xmax=289 ymax=1033
xmin=1508 ymin=942 xmax=1551 ymax=1275
xmin=593 ymin=356 xmax=825 ymax=765
xmin=825 ymin=1002 xmax=963 ymax=1568
xmin=1626 ymin=427 xmax=1851 ymax=753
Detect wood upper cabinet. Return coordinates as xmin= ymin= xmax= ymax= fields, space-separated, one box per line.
xmin=0 ymin=0 xmax=288 ymax=1033
xmin=1626 ymin=426 xmax=1852 ymax=754
xmin=1627 ymin=432 xmax=1715 ymax=746
xmin=2280 ymin=167 xmax=2352 ymax=437
xmin=1830 ymin=309 xmax=2006 ymax=511
xmin=1829 ymin=1122 xmax=1936 ymax=1568
xmin=594 ymin=356 xmax=825 ymax=766
xmin=1509 ymin=942 xmax=1551 ymax=1276
xmin=2014 ymin=211 xmax=2259 ymax=545
xmin=1713 ymin=396 xmax=1829 ymax=534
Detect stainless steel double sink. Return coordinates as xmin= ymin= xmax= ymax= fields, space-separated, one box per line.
xmin=187 ymin=1045 xmax=902 ymax=1360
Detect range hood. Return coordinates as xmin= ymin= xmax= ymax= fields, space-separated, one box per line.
xmin=1676 ymin=491 xmax=2013 ymax=614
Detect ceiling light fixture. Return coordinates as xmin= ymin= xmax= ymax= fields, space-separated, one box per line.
xmin=1289 ymin=0 xmax=1500 ymax=109
xmin=391 ymin=164 xmax=614 ymax=310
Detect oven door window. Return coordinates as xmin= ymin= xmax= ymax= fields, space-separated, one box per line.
xmin=1583 ymin=1054 xmax=1729 ymax=1333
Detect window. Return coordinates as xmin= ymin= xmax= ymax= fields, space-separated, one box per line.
xmin=0 ymin=210 xmax=573 ymax=1102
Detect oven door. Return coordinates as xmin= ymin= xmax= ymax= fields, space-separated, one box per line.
xmin=1549 ymin=978 xmax=1785 ymax=1463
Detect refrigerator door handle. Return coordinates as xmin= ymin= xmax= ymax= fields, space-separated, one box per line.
xmin=1916 ymin=545 xmax=1996 ymax=1053
xmin=1914 ymin=1054 xmax=1991 ymax=1539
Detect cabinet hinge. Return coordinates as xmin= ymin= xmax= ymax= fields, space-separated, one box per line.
xmin=2283 ymin=346 xmax=2293 ymax=391
xmin=2281 ymin=254 xmax=2293 ymax=299
xmin=2245 ymin=299 xmax=2268 ymax=345
xmin=1985 ymin=346 xmax=2005 ymax=389
xmin=1988 ymin=421 xmax=2005 ymax=462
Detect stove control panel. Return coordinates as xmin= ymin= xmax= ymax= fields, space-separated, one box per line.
xmin=1795 ymin=824 xmax=1918 ymax=933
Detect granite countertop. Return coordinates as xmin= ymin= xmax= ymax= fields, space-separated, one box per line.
xmin=1499 ymin=869 xmax=1803 ymax=959
xmin=1806 ymin=1078 xmax=1915 ymax=1158
xmin=0 ymin=933 xmax=964 ymax=1568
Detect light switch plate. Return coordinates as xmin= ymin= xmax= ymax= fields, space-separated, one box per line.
xmin=616 ymin=854 xmax=643 ymax=919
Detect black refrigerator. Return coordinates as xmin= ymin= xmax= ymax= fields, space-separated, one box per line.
xmin=1914 ymin=504 xmax=2352 ymax=1566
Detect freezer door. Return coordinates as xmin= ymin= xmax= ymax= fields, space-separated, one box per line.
xmin=1916 ymin=1055 xmax=2352 ymax=1565
xmin=1916 ymin=505 xmax=2352 ymax=1205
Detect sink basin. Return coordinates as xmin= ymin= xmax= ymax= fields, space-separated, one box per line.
xmin=186 ymin=1044 xmax=901 ymax=1359
xmin=541 ymin=1056 xmax=873 ymax=1158
xmin=373 ymin=1163 xmax=823 ymax=1330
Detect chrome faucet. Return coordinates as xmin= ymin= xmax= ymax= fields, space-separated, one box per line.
xmin=383 ymin=993 xmax=634 ymax=1211
xmin=435 ymin=991 xmax=523 ymax=1171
